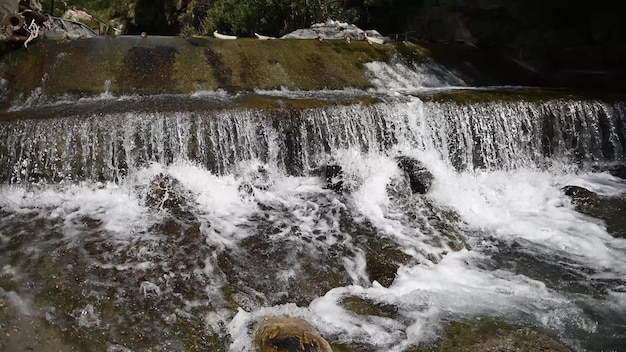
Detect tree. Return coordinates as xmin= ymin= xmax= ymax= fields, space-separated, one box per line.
xmin=199 ymin=0 xmax=357 ymax=37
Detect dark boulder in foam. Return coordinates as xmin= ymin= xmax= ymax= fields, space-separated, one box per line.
xmin=146 ymin=173 xmax=195 ymax=220
xmin=563 ymin=185 xmax=626 ymax=238
xmin=313 ymin=162 xmax=344 ymax=193
xmin=562 ymin=185 xmax=600 ymax=208
xmin=396 ymin=156 xmax=434 ymax=194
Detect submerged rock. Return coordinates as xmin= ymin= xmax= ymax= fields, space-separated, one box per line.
xmin=364 ymin=236 xmax=413 ymax=287
xmin=562 ymin=185 xmax=600 ymax=208
xmin=608 ymin=164 xmax=626 ymax=179
xmin=592 ymin=163 xmax=626 ymax=179
xmin=414 ymin=318 xmax=571 ymax=352
xmin=562 ymin=185 xmax=626 ymax=238
xmin=146 ymin=173 xmax=195 ymax=219
xmin=218 ymin=230 xmax=353 ymax=308
xmin=255 ymin=316 xmax=333 ymax=352
xmin=323 ymin=164 xmax=344 ymax=193
xmin=396 ymin=156 xmax=434 ymax=194
xmin=341 ymin=296 xmax=398 ymax=318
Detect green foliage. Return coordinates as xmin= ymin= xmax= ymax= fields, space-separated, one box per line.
xmin=199 ymin=0 xmax=359 ymax=37
xmin=42 ymin=0 xmax=134 ymax=19
xmin=41 ymin=0 xmax=361 ymax=36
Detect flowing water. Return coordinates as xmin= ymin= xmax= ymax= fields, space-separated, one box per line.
xmin=0 ymin=60 xmax=625 ymax=352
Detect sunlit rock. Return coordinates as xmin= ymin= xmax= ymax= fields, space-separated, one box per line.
xmin=255 ymin=316 xmax=333 ymax=352
xmin=281 ymin=18 xmax=387 ymax=43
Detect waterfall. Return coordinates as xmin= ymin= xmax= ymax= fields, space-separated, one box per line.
xmin=3 ymin=36 xmax=626 ymax=352
xmin=1 ymin=98 xmax=624 ymax=183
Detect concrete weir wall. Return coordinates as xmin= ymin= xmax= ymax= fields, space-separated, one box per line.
xmin=0 ymin=36 xmax=389 ymax=101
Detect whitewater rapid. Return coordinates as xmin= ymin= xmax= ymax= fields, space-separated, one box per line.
xmin=1 ymin=150 xmax=625 ymax=351
xmin=1 ymin=61 xmax=625 ymax=351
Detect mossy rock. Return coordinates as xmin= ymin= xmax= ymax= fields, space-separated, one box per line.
xmin=0 ymin=210 xmax=224 ymax=352
xmin=421 ymin=88 xmax=626 ymax=105
xmin=411 ymin=318 xmax=571 ymax=352
xmin=364 ymin=235 xmax=413 ymax=287
xmin=341 ymin=296 xmax=398 ymax=318
xmin=0 ymin=36 xmax=393 ymax=105
xmin=217 ymin=231 xmax=353 ymax=308
xmin=563 ymin=185 xmax=626 ymax=238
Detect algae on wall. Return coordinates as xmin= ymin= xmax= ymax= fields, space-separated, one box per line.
xmin=0 ymin=36 xmax=395 ymax=105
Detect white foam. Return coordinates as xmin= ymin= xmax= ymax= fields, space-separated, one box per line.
xmin=0 ymin=182 xmax=149 ymax=237
xmin=365 ymin=61 xmax=465 ymax=93
xmin=75 ymin=303 xmax=101 ymax=328
xmin=431 ymin=168 xmax=626 ymax=275
xmin=302 ymin=249 xmax=594 ymax=350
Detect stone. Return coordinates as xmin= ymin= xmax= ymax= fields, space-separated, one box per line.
xmin=323 ymin=164 xmax=344 ymax=193
xmin=562 ymin=185 xmax=599 ymax=208
xmin=396 ymin=156 xmax=434 ymax=194
xmin=281 ymin=18 xmax=387 ymax=43
xmin=591 ymin=164 xmax=626 ymax=179
xmin=562 ymin=185 xmax=626 ymax=238
xmin=146 ymin=173 xmax=195 ymax=219
xmin=255 ymin=316 xmax=333 ymax=352
xmin=428 ymin=318 xmax=572 ymax=352
xmin=608 ymin=164 xmax=626 ymax=179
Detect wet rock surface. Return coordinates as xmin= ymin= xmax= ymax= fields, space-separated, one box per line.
xmin=322 ymin=163 xmax=345 ymax=193
xmin=396 ymin=156 xmax=434 ymax=194
xmin=415 ymin=318 xmax=571 ymax=352
xmin=146 ymin=173 xmax=195 ymax=219
xmin=563 ymin=185 xmax=626 ymax=238
xmin=593 ymin=163 xmax=626 ymax=180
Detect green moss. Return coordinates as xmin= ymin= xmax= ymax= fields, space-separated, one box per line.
xmin=410 ymin=317 xmax=571 ymax=352
xmin=341 ymin=296 xmax=398 ymax=318
xmin=364 ymin=236 xmax=413 ymax=287
xmin=220 ymin=284 xmax=240 ymax=310
xmin=169 ymin=315 xmax=228 ymax=352
xmin=391 ymin=41 xmax=427 ymax=65
xmin=44 ymin=41 xmax=123 ymax=96
xmin=0 ymin=37 xmax=395 ymax=104
xmin=301 ymin=261 xmax=351 ymax=295
xmin=174 ymin=46 xmax=219 ymax=92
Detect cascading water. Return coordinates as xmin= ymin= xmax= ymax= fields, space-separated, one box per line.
xmin=1 ymin=59 xmax=625 ymax=352
xmin=2 ymin=99 xmax=624 ymax=182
